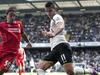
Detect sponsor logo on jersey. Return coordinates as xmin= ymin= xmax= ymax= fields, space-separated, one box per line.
xmin=8 ymin=28 xmax=21 ymax=33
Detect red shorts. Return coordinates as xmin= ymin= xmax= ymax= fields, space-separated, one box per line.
xmin=0 ymin=48 xmax=25 ymax=72
xmin=0 ymin=50 xmax=17 ymax=72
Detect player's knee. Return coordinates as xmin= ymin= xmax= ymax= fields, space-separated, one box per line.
xmin=37 ymin=61 xmax=47 ymax=70
xmin=66 ymin=69 xmax=74 ymax=75
xmin=63 ymin=63 xmax=74 ymax=75
xmin=38 ymin=60 xmax=53 ymax=71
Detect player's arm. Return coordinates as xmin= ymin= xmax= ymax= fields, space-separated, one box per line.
xmin=22 ymin=32 xmax=32 ymax=48
xmin=20 ymin=21 xmax=32 ymax=48
xmin=51 ymin=21 xmax=64 ymax=36
xmin=42 ymin=21 xmax=64 ymax=38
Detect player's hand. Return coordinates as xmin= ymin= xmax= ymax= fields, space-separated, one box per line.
xmin=26 ymin=43 xmax=32 ymax=48
xmin=41 ymin=30 xmax=47 ymax=37
xmin=46 ymin=31 xmax=55 ymax=38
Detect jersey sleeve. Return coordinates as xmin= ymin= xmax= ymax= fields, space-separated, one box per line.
xmin=53 ymin=14 xmax=64 ymax=24
xmin=0 ymin=22 xmax=2 ymax=27
xmin=19 ymin=21 xmax=24 ymax=34
xmin=0 ymin=22 xmax=4 ymax=32
xmin=0 ymin=23 xmax=1 ymax=31
xmin=21 ymin=24 xmax=24 ymax=34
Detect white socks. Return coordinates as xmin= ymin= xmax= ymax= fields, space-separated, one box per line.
xmin=37 ymin=69 xmax=45 ymax=75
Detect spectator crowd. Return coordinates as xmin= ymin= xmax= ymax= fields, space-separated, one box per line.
xmin=22 ymin=13 xmax=100 ymax=43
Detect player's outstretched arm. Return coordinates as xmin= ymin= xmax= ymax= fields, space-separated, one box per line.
xmin=22 ymin=32 xmax=32 ymax=48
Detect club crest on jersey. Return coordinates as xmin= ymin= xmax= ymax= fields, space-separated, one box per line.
xmin=8 ymin=28 xmax=21 ymax=33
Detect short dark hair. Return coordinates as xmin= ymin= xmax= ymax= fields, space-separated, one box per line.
xmin=6 ymin=7 xmax=16 ymax=15
xmin=45 ymin=1 xmax=55 ymax=9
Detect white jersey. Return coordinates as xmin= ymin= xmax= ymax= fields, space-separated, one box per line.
xmin=50 ymin=14 xmax=67 ymax=50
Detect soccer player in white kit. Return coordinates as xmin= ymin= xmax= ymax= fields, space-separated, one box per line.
xmin=37 ymin=2 xmax=74 ymax=75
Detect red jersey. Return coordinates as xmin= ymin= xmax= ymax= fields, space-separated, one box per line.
xmin=0 ymin=21 xmax=23 ymax=51
xmin=0 ymin=43 xmax=2 ymax=50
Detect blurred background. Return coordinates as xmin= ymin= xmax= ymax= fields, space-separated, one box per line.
xmin=0 ymin=0 xmax=100 ymax=74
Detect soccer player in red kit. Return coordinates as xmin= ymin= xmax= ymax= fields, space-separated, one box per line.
xmin=0 ymin=7 xmax=32 ymax=75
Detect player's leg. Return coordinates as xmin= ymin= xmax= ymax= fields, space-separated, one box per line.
xmin=0 ymin=52 xmax=16 ymax=75
xmin=37 ymin=50 xmax=58 ymax=75
xmin=37 ymin=60 xmax=55 ymax=75
xmin=0 ymin=50 xmax=5 ymax=75
xmin=57 ymin=43 xmax=74 ymax=75
xmin=16 ymin=47 xmax=26 ymax=72
xmin=0 ymin=60 xmax=5 ymax=75
xmin=0 ymin=56 xmax=10 ymax=75
xmin=63 ymin=63 xmax=74 ymax=75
